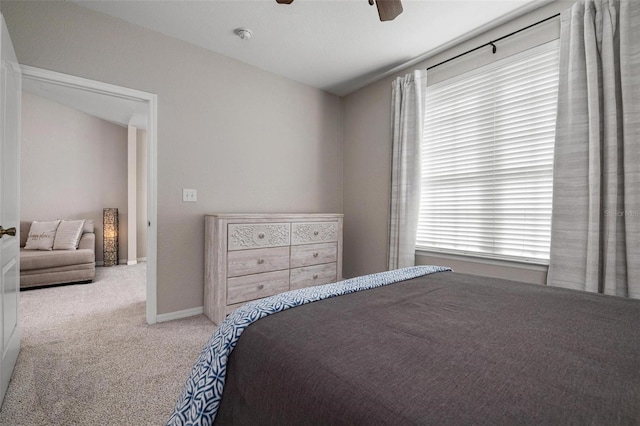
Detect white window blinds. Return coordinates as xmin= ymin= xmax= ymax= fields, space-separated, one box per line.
xmin=417 ymin=41 xmax=559 ymax=263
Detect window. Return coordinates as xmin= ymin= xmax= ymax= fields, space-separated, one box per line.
xmin=417 ymin=41 xmax=559 ymax=263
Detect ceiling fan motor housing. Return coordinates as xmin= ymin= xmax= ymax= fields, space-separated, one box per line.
xmin=276 ymin=0 xmax=403 ymax=21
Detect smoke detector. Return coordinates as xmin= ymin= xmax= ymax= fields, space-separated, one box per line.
xmin=234 ymin=28 xmax=252 ymax=40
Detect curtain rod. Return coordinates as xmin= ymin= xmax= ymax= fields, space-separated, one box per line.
xmin=426 ymin=13 xmax=561 ymax=71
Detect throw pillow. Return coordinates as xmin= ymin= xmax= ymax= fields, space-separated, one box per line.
xmin=24 ymin=220 xmax=61 ymax=251
xmin=82 ymin=220 xmax=94 ymax=234
xmin=53 ymin=219 xmax=86 ymax=250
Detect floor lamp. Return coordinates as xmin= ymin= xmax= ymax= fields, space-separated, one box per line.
xmin=103 ymin=208 xmax=119 ymax=267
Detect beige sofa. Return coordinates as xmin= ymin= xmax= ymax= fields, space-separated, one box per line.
xmin=20 ymin=220 xmax=96 ymax=289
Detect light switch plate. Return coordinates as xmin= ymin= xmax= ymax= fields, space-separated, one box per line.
xmin=183 ymin=188 xmax=197 ymax=202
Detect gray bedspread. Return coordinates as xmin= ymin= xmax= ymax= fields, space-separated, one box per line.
xmin=215 ymin=272 xmax=640 ymax=425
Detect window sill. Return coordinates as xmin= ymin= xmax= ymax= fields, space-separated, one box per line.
xmin=415 ymin=249 xmax=549 ymax=272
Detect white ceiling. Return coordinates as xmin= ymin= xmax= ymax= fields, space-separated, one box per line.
xmin=72 ymin=0 xmax=547 ymax=96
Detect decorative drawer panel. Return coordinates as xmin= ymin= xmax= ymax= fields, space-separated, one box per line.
xmin=291 ymin=222 xmax=338 ymax=245
xmin=227 ymin=270 xmax=290 ymax=305
xmin=290 ymin=242 xmax=337 ymax=268
xmin=227 ymin=246 xmax=290 ymax=278
xmin=290 ymin=262 xmax=337 ymax=290
xmin=228 ymin=223 xmax=290 ymax=251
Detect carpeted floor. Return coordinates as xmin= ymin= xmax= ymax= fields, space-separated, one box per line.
xmin=0 ymin=264 xmax=216 ymax=425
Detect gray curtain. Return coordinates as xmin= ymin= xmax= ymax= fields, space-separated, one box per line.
xmin=548 ymin=0 xmax=640 ymax=298
xmin=388 ymin=70 xmax=427 ymax=270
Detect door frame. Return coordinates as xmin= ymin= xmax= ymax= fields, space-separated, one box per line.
xmin=20 ymin=65 xmax=159 ymax=324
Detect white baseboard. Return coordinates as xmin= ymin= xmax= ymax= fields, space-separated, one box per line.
xmin=95 ymin=260 xmax=119 ymax=266
xmin=96 ymin=259 xmax=147 ymax=267
xmin=98 ymin=259 xmax=128 ymax=265
xmin=156 ymin=306 xmax=204 ymax=323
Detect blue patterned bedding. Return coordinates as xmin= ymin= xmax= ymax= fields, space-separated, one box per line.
xmin=167 ymin=265 xmax=451 ymax=425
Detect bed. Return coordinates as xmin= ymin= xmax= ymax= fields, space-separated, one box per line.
xmin=168 ymin=266 xmax=640 ymax=425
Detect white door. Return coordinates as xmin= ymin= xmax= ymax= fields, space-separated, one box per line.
xmin=0 ymin=14 xmax=21 ymax=406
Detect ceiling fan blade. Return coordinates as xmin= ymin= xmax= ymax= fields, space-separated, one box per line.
xmin=375 ymin=0 xmax=403 ymax=21
xmin=275 ymin=0 xmax=294 ymax=4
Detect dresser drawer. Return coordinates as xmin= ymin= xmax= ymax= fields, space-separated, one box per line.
xmin=227 ymin=246 xmax=290 ymax=278
xmin=228 ymin=223 xmax=290 ymax=250
xmin=290 ymin=242 xmax=337 ymax=268
xmin=227 ymin=270 xmax=290 ymax=305
xmin=290 ymin=262 xmax=337 ymax=290
xmin=291 ymin=222 xmax=338 ymax=245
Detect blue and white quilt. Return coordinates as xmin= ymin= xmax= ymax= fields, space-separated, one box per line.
xmin=167 ymin=265 xmax=451 ymax=426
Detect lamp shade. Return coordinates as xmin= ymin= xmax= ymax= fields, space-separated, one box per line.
xmin=103 ymin=208 xmax=118 ymax=267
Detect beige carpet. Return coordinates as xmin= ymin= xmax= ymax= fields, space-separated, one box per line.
xmin=0 ymin=264 xmax=216 ymax=425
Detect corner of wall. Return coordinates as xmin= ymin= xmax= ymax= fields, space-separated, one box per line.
xmin=339 ymin=95 xmax=346 ymax=215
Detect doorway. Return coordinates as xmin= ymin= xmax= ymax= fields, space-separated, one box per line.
xmin=20 ymin=66 xmax=159 ymax=324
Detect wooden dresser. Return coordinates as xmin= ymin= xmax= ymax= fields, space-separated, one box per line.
xmin=204 ymin=213 xmax=343 ymax=324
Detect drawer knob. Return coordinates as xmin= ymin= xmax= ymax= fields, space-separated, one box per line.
xmin=258 ymin=284 xmax=265 ymax=290
xmin=313 ymin=273 xmax=318 ymax=279
xmin=257 ymin=259 xmax=265 ymax=264
xmin=313 ymin=252 xmax=319 ymax=257
xmin=258 ymin=232 xmax=265 ymax=239
xmin=313 ymin=230 xmax=319 ymax=236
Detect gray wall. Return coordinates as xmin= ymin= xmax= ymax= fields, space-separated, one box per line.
xmin=2 ymin=1 xmax=343 ymax=315
xmin=342 ymin=1 xmax=574 ymax=283
xmin=21 ymin=91 xmax=128 ymax=263
xmin=137 ymin=129 xmax=147 ymax=261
